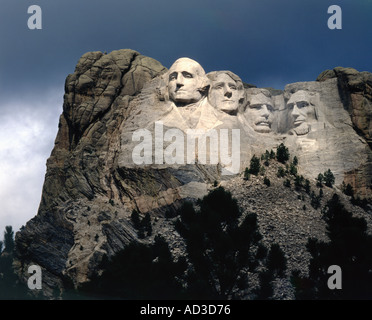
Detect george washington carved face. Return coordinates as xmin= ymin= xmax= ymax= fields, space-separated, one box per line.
xmin=167 ymin=58 xmax=207 ymax=106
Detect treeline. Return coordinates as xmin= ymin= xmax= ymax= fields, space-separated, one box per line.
xmin=0 ymin=226 xmax=29 ymax=299
xmin=291 ymin=193 xmax=372 ymax=299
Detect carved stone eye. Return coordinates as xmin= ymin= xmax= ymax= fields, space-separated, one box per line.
xmin=297 ymin=101 xmax=309 ymax=108
xmin=250 ymin=104 xmax=261 ymax=109
xmin=182 ymin=72 xmax=193 ymax=78
xmin=169 ymin=72 xmax=177 ymax=81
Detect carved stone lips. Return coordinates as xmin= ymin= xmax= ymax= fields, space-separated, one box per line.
xmin=294 ymin=119 xmax=305 ymax=126
xmin=256 ymin=121 xmax=270 ymax=126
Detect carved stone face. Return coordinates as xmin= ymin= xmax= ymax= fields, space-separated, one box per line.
xmin=167 ymin=58 xmax=206 ymax=106
xmin=208 ymin=73 xmax=243 ymax=114
xmin=245 ymin=93 xmax=274 ymax=133
xmin=287 ymin=90 xmax=316 ymax=135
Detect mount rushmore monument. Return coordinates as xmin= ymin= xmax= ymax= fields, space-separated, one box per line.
xmin=14 ymin=49 xmax=372 ymax=294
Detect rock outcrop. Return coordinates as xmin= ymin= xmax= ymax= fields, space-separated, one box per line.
xmin=316 ymin=67 xmax=372 ymax=198
xmin=15 ymin=49 xmax=169 ymax=293
xmin=14 ymin=50 xmax=372 ymax=297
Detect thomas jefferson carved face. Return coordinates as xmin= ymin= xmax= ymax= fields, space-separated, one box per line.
xmin=207 ymin=72 xmax=244 ymax=115
xmin=245 ymin=91 xmax=274 ymax=133
xmin=167 ymin=58 xmax=206 ymax=106
xmin=287 ymin=90 xmax=317 ymax=135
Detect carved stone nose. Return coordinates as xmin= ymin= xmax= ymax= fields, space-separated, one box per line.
xmin=176 ymin=75 xmax=185 ymax=85
xmin=261 ymin=105 xmax=269 ymax=117
xmin=225 ymin=91 xmax=232 ymax=98
xmin=292 ymin=105 xmax=300 ymax=117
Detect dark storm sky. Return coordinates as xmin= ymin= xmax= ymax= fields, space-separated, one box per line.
xmin=1 ymin=0 xmax=371 ymax=96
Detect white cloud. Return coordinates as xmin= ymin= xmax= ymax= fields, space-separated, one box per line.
xmin=0 ymin=89 xmax=63 ymax=238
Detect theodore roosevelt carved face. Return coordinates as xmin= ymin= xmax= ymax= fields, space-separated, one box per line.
xmin=207 ymin=71 xmax=245 ymax=115
xmin=245 ymin=89 xmax=274 ymax=133
xmin=287 ymin=90 xmax=317 ymax=135
xmin=167 ymin=58 xmax=207 ymax=106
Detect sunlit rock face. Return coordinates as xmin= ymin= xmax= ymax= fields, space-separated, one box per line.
xmin=207 ymin=70 xmax=245 ymax=115
xmin=244 ymin=88 xmax=275 ymax=133
xmin=166 ymin=57 xmax=207 ymax=106
xmin=14 ymin=50 xmax=372 ymax=296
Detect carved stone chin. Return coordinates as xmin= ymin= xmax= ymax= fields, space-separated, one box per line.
xmin=293 ymin=122 xmax=310 ymax=135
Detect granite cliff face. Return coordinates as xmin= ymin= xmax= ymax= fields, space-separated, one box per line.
xmin=14 ymin=50 xmax=372 ymax=296
xmin=316 ymin=67 xmax=372 ymax=198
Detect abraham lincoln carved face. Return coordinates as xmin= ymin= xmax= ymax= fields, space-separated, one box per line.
xmin=287 ymin=90 xmax=317 ymax=135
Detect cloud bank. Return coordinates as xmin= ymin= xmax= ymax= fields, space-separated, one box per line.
xmin=0 ymin=89 xmax=63 ymax=235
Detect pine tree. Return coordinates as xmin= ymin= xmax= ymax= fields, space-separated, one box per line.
xmin=276 ymin=143 xmax=290 ymax=164
xmin=270 ymin=150 xmax=276 ymax=159
xmin=290 ymin=163 xmax=298 ymax=176
xmin=277 ymin=166 xmax=286 ymax=178
xmin=244 ymin=167 xmax=250 ymax=181
xmin=256 ymin=244 xmax=287 ymax=299
xmin=292 ymin=156 xmax=298 ymax=166
xmin=260 ymin=166 xmax=266 ymax=176
xmin=344 ymin=183 xmax=354 ymax=197
xmin=267 ymin=244 xmax=287 ymax=277
xmin=283 ymin=179 xmax=291 ymax=188
xmin=249 ymin=155 xmax=261 ymax=176
xmin=304 ymin=179 xmax=311 ymax=194
xmin=131 ymin=210 xmax=141 ymax=229
xmin=0 ymin=226 xmax=28 ymax=299
xmin=264 ymin=177 xmax=271 ymax=187
xmin=316 ymin=173 xmax=324 ymax=188
xmin=264 ymin=150 xmax=270 ymax=160
xmin=323 ymin=169 xmax=335 ymax=188
xmin=4 ymin=226 xmax=14 ymax=253
xmin=175 ymin=187 xmax=276 ymax=299
xmin=142 ymin=212 xmax=152 ymax=237
xmin=294 ymin=175 xmax=303 ymax=191
xmin=310 ymin=191 xmax=321 ymax=209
